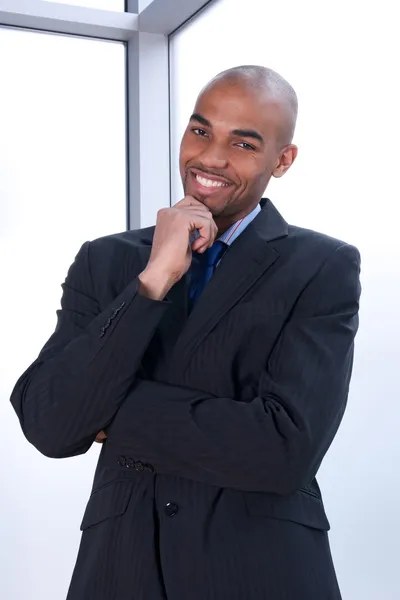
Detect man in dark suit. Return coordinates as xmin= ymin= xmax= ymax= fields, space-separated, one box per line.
xmin=11 ymin=65 xmax=361 ymax=600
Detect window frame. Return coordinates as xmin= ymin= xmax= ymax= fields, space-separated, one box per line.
xmin=0 ymin=0 xmax=214 ymax=228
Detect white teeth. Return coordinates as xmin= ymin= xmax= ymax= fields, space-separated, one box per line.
xmin=196 ymin=174 xmax=227 ymax=188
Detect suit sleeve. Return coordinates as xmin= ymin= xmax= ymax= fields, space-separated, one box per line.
xmin=107 ymin=243 xmax=361 ymax=494
xmin=10 ymin=241 xmax=170 ymax=459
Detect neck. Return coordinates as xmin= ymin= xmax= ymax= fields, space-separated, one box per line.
xmin=214 ymin=201 xmax=260 ymax=235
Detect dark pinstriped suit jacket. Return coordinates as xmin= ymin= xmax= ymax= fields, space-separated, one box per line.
xmin=11 ymin=199 xmax=361 ymax=600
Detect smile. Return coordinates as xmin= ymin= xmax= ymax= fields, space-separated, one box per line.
xmin=189 ymin=170 xmax=233 ymax=194
xmin=195 ymin=174 xmax=229 ymax=188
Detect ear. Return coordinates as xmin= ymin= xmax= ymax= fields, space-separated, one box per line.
xmin=272 ymin=145 xmax=298 ymax=178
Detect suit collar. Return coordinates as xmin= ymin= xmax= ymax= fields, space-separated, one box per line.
xmin=253 ymin=198 xmax=288 ymax=243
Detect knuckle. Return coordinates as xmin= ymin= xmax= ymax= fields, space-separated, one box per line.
xmin=157 ymin=208 xmax=168 ymax=219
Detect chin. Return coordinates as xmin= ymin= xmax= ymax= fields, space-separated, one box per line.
xmin=197 ymin=196 xmax=227 ymax=216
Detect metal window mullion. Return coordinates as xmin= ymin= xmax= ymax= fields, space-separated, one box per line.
xmin=126 ymin=30 xmax=170 ymax=229
xmin=138 ymin=0 xmax=213 ymax=35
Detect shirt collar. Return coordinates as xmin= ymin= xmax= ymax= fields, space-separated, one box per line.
xmin=218 ymin=203 xmax=262 ymax=247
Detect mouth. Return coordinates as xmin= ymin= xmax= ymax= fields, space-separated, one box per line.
xmin=188 ymin=169 xmax=233 ymax=195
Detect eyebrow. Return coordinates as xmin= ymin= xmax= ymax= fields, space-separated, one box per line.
xmin=190 ymin=113 xmax=264 ymax=144
xmin=232 ymin=128 xmax=264 ymax=144
xmin=190 ymin=113 xmax=212 ymax=128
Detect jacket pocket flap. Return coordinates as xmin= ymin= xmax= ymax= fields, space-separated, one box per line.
xmin=244 ymin=489 xmax=330 ymax=531
xmin=80 ymin=480 xmax=133 ymax=531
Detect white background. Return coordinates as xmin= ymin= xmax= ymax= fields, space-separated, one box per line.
xmin=170 ymin=1 xmax=400 ymax=598
xmin=0 ymin=28 xmax=126 ymax=600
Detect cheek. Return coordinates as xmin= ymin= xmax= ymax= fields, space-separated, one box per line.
xmin=231 ymin=158 xmax=266 ymax=190
xmin=179 ymin=133 xmax=192 ymax=163
xmin=183 ymin=131 xmax=222 ymax=164
xmin=248 ymin=157 xmax=274 ymax=187
xmin=253 ymin=169 xmax=270 ymax=188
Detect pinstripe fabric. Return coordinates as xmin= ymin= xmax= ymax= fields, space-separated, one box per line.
xmin=10 ymin=199 xmax=361 ymax=600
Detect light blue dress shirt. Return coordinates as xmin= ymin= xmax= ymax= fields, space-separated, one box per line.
xmin=217 ymin=203 xmax=261 ymax=247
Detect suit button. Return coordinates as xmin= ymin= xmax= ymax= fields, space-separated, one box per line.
xmin=135 ymin=461 xmax=144 ymax=472
xmin=145 ymin=463 xmax=154 ymax=473
xmin=164 ymin=502 xmax=179 ymax=517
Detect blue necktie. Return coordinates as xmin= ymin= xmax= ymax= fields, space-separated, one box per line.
xmin=189 ymin=240 xmax=227 ymax=310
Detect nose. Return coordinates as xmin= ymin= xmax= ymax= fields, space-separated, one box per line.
xmin=199 ymin=144 xmax=228 ymax=170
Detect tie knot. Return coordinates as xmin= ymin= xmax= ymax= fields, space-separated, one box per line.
xmin=203 ymin=241 xmax=227 ymax=266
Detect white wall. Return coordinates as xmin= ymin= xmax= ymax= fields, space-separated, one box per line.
xmin=0 ymin=28 xmax=126 ymax=600
xmin=139 ymin=0 xmax=154 ymax=10
xmin=170 ymin=1 xmax=400 ymax=598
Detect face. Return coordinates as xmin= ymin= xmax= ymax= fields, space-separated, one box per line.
xmin=179 ymin=79 xmax=298 ymax=230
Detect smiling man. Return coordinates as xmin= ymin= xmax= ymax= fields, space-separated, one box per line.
xmin=11 ymin=66 xmax=361 ymax=600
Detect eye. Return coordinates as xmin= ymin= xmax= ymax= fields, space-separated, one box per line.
xmin=236 ymin=142 xmax=256 ymax=150
xmin=192 ymin=128 xmax=208 ymax=137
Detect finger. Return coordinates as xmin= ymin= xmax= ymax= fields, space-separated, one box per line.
xmin=184 ymin=209 xmax=214 ymax=222
xmin=191 ymin=238 xmax=207 ymax=252
xmin=192 ymin=234 xmax=217 ymax=253
xmin=189 ymin=216 xmax=215 ymax=238
xmin=176 ymin=196 xmax=208 ymax=209
xmin=190 ymin=220 xmax=217 ymax=252
xmin=182 ymin=204 xmax=211 ymax=213
xmin=180 ymin=204 xmax=211 ymax=216
xmin=95 ymin=430 xmax=107 ymax=443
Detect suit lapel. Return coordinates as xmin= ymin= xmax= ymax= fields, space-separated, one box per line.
xmin=168 ymin=199 xmax=289 ymax=378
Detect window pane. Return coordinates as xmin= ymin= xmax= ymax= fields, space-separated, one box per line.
xmin=0 ymin=28 xmax=126 ymax=600
xmin=43 ymin=0 xmax=125 ymax=10
xmin=170 ymin=2 xmax=399 ymax=600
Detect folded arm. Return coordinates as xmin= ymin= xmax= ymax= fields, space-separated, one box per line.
xmin=107 ymin=243 xmax=361 ymax=494
xmin=10 ymin=241 xmax=170 ymax=458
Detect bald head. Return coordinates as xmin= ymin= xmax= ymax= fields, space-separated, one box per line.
xmin=201 ymin=65 xmax=298 ymax=145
